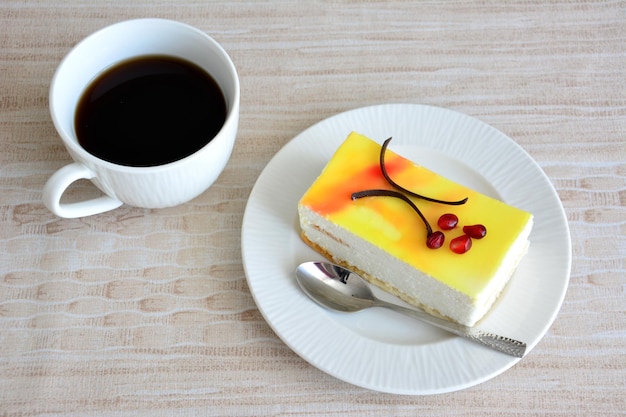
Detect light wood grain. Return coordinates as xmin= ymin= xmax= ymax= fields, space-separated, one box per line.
xmin=1 ymin=1 xmax=625 ymax=416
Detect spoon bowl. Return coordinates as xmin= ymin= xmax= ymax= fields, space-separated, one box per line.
xmin=296 ymin=261 xmax=375 ymax=312
xmin=295 ymin=261 xmax=527 ymax=358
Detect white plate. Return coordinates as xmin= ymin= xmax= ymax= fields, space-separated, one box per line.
xmin=241 ymin=104 xmax=571 ymax=395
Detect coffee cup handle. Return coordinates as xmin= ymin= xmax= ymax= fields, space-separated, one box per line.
xmin=43 ymin=162 xmax=123 ymax=218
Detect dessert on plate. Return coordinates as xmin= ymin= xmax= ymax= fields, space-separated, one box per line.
xmin=298 ymin=132 xmax=533 ymax=326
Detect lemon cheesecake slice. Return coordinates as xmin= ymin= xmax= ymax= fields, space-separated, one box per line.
xmin=298 ymin=132 xmax=533 ymax=326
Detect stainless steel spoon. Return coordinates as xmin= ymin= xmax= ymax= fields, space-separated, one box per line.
xmin=295 ymin=261 xmax=527 ymax=358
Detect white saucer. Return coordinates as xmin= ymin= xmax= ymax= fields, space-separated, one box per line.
xmin=241 ymin=104 xmax=571 ymax=394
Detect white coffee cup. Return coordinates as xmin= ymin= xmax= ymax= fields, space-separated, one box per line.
xmin=43 ymin=18 xmax=240 ymax=218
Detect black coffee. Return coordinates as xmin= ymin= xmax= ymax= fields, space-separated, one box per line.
xmin=75 ymin=55 xmax=227 ymax=167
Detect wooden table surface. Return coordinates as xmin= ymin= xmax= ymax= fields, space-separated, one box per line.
xmin=1 ymin=1 xmax=624 ymax=416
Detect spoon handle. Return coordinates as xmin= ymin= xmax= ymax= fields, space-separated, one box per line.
xmin=379 ymin=302 xmax=527 ymax=358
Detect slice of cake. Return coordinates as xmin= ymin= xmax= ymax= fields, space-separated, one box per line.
xmin=298 ymin=132 xmax=533 ymax=326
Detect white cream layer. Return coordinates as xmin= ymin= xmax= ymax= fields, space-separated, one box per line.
xmin=299 ymin=205 xmax=533 ymax=326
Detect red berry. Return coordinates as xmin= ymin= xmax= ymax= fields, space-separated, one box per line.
xmin=437 ymin=213 xmax=458 ymax=230
xmin=426 ymin=231 xmax=445 ymax=249
xmin=463 ymin=224 xmax=487 ymax=239
xmin=450 ymin=235 xmax=472 ymax=254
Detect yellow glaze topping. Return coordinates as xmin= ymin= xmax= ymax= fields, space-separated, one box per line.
xmin=299 ymin=132 xmax=533 ymax=297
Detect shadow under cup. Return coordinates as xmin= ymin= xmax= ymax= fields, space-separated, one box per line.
xmin=46 ymin=19 xmax=240 ymax=216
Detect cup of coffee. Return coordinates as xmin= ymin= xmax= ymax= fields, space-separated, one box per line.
xmin=43 ymin=18 xmax=240 ymax=218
